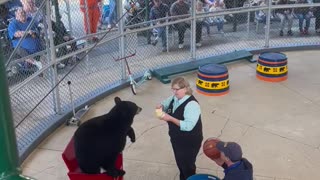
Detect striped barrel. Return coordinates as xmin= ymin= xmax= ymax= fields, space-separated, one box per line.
xmin=256 ymin=52 xmax=288 ymax=82
xmin=196 ymin=64 xmax=229 ymax=96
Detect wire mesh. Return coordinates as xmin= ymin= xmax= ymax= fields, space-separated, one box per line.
xmin=4 ymin=0 xmax=320 ymax=160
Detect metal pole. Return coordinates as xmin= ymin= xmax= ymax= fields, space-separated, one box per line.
xmin=244 ymin=1 xmax=250 ymax=35
xmin=64 ymin=0 xmax=73 ymax=36
xmin=119 ymin=0 xmax=126 ymax=80
xmin=265 ymin=0 xmax=272 ymax=48
xmin=0 ymin=44 xmax=35 ymax=180
xmin=190 ymin=0 xmax=196 ymax=60
xmin=46 ymin=0 xmax=62 ymax=114
xmin=166 ymin=12 xmax=169 ymax=52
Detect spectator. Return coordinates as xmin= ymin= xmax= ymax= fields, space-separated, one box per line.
xmin=4 ymin=0 xmax=22 ymax=21
xmin=21 ymin=0 xmax=44 ymax=25
xmin=275 ymin=0 xmax=294 ymax=36
xmin=80 ymin=0 xmax=101 ymax=42
xmin=224 ymin=0 xmax=246 ymax=32
xmin=150 ymin=0 xmax=170 ymax=52
xmin=170 ymin=0 xmax=190 ymax=49
xmin=52 ymin=20 xmax=79 ymax=66
xmin=8 ymin=8 xmax=43 ymax=69
xmin=255 ymin=0 xmax=267 ymax=28
xmin=295 ymin=0 xmax=312 ymax=35
xmin=107 ymin=0 xmax=117 ymax=29
xmin=213 ymin=141 xmax=253 ymax=180
xmin=195 ymin=1 xmax=204 ymax=47
xmin=314 ymin=0 xmax=320 ymax=33
xmin=209 ymin=0 xmax=226 ymax=34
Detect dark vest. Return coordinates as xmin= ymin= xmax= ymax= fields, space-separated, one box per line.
xmin=166 ymin=95 xmax=203 ymax=139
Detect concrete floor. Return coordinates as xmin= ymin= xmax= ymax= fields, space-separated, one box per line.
xmin=21 ymin=50 xmax=320 ymax=180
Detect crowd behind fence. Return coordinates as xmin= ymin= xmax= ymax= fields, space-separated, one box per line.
xmin=1 ymin=0 xmax=320 ymax=162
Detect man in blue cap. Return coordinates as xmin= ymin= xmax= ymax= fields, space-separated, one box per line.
xmin=214 ymin=141 xmax=253 ymax=180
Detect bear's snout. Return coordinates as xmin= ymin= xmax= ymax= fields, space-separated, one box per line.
xmin=136 ymin=107 xmax=142 ymax=114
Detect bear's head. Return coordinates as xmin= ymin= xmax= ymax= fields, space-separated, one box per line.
xmin=110 ymin=97 xmax=142 ymax=125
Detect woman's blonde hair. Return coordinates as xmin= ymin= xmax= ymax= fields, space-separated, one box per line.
xmin=171 ymin=77 xmax=193 ymax=95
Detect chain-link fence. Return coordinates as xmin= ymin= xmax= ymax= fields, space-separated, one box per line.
xmin=2 ymin=0 xmax=320 ymax=161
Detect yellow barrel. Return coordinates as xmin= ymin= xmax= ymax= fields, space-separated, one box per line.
xmin=196 ymin=64 xmax=229 ymax=96
xmin=256 ymin=52 xmax=288 ymax=82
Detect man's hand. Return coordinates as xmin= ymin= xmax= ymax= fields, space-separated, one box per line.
xmin=212 ymin=157 xmax=225 ymax=166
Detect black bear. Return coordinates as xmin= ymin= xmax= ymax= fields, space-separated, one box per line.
xmin=73 ymin=97 xmax=142 ymax=177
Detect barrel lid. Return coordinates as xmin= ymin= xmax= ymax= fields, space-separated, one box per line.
xmin=259 ymin=52 xmax=287 ymax=62
xmin=199 ymin=64 xmax=228 ymax=75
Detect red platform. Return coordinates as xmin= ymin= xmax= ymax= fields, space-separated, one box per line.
xmin=62 ymin=137 xmax=124 ymax=180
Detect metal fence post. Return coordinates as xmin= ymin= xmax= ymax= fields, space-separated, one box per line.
xmin=46 ymin=0 xmax=62 ymax=114
xmin=191 ymin=0 xmax=196 ymax=60
xmin=64 ymin=0 xmax=74 ymax=36
xmin=265 ymin=0 xmax=272 ymax=48
xmin=119 ymin=0 xmax=126 ymax=80
xmin=0 ymin=43 xmax=35 ymax=180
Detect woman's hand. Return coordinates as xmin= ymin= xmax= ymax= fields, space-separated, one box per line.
xmin=160 ymin=113 xmax=172 ymax=122
xmin=155 ymin=104 xmax=163 ymax=109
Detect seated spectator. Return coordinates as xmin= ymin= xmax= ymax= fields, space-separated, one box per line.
xmin=21 ymin=0 xmax=44 ymax=25
xmin=212 ymin=141 xmax=253 ymax=180
xmin=224 ymin=0 xmax=247 ymax=32
xmin=8 ymin=8 xmax=43 ymax=69
xmin=209 ymin=0 xmax=226 ymax=34
xmin=52 ymin=20 xmax=79 ymax=66
xmin=295 ymin=0 xmax=312 ymax=35
xmin=150 ymin=0 xmax=170 ymax=52
xmin=276 ymin=0 xmax=294 ymax=36
xmin=314 ymin=0 xmax=320 ymax=33
xmin=255 ymin=0 xmax=267 ymax=27
xmin=170 ymin=0 xmax=190 ymax=49
xmin=170 ymin=0 xmax=202 ymax=48
xmin=4 ymin=0 xmax=22 ymax=21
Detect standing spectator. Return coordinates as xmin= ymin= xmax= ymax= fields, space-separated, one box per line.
xmin=150 ymin=0 xmax=170 ymax=52
xmin=170 ymin=0 xmax=190 ymax=49
xmin=8 ymin=8 xmax=43 ymax=69
xmin=314 ymin=0 xmax=320 ymax=33
xmin=107 ymin=0 xmax=117 ymax=29
xmin=276 ymin=0 xmax=294 ymax=36
xmin=212 ymin=141 xmax=253 ymax=180
xmin=80 ymin=0 xmax=101 ymax=41
xmin=156 ymin=77 xmax=203 ymax=180
xmin=295 ymin=0 xmax=312 ymax=35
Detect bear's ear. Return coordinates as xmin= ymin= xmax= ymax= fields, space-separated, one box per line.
xmin=114 ymin=97 xmax=122 ymax=104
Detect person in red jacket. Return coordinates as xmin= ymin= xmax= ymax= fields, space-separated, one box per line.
xmin=80 ymin=0 xmax=101 ymax=41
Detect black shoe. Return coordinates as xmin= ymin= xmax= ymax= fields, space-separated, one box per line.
xmin=162 ymin=47 xmax=167 ymax=52
xmin=287 ymin=30 xmax=293 ymax=36
xmin=151 ymin=39 xmax=158 ymax=46
xmin=279 ymin=30 xmax=284 ymax=36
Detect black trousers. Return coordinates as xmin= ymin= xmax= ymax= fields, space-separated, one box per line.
xmin=174 ymin=22 xmax=202 ymax=44
xmin=170 ymin=135 xmax=202 ymax=180
xmin=314 ymin=8 xmax=320 ymax=31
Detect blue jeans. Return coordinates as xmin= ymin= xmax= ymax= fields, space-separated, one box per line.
xmin=296 ymin=13 xmax=311 ymax=31
xmin=156 ymin=27 xmax=167 ymax=48
xmin=213 ymin=18 xmax=224 ymax=31
xmin=108 ymin=0 xmax=117 ymax=25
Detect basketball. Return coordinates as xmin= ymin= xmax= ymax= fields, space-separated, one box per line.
xmin=203 ymin=138 xmax=221 ymax=159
